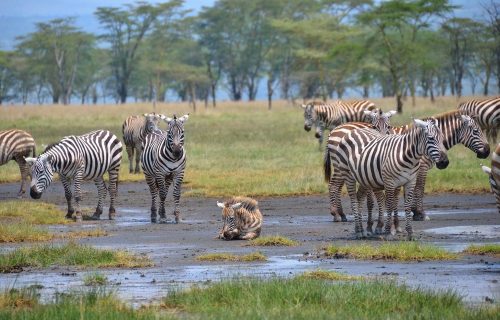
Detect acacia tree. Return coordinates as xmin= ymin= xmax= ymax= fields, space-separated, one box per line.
xmin=95 ymin=0 xmax=182 ymax=104
xmin=0 ymin=51 xmax=16 ymax=105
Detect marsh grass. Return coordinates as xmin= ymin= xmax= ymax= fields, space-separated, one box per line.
xmin=163 ymin=277 xmax=498 ymax=319
xmin=298 ymin=269 xmax=363 ymax=281
xmin=248 ymin=235 xmax=299 ymax=247
xmin=196 ymin=252 xmax=267 ymax=262
xmin=323 ymin=242 xmax=458 ymax=261
xmin=0 ymin=242 xmax=153 ymax=273
xmin=0 ymin=97 xmax=491 ymax=197
xmin=463 ymin=244 xmax=500 ymax=257
xmin=83 ymin=273 xmax=108 ymax=286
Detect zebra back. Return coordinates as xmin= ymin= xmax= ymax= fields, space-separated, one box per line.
xmin=0 ymin=129 xmax=36 ymax=165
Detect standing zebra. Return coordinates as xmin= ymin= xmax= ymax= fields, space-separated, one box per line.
xmin=217 ymin=196 xmax=263 ymax=240
xmin=25 ymin=130 xmax=122 ymax=221
xmin=328 ymin=118 xmax=448 ymax=240
xmin=122 ymin=113 xmax=162 ymax=174
xmin=481 ymin=143 xmax=500 ymax=214
xmin=142 ymin=114 xmax=189 ymax=224
xmin=458 ymin=96 xmax=500 ymax=142
xmin=302 ymin=99 xmax=376 ymax=148
xmin=0 ymin=129 xmax=36 ymax=198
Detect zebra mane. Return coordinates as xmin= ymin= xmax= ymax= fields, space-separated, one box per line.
xmin=43 ymin=142 xmax=60 ymax=153
xmin=226 ymin=196 xmax=259 ymax=212
xmin=423 ymin=110 xmax=461 ymax=121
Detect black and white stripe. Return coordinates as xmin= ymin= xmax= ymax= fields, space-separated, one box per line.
xmin=302 ymin=100 xmax=376 ymax=148
xmin=26 ymin=130 xmax=122 ymax=221
xmin=0 ymin=129 xmax=36 ymax=198
xmin=481 ymin=143 xmax=500 ymax=214
xmin=141 ymin=114 xmax=189 ymax=224
xmin=216 ymin=197 xmax=263 ymax=240
xmin=458 ymin=96 xmax=500 ymax=142
xmin=122 ymin=113 xmax=162 ymax=174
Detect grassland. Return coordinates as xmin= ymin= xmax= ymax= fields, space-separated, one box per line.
xmin=248 ymin=235 xmax=299 ymax=246
xmin=463 ymin=244 xmax=500 ymax=257
xmin=196 ymin=252 xmax=267 ymax=262
xmin=0 ymin=96 xmax=492 ymax=197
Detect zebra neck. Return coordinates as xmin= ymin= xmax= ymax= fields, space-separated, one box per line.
xmin=402 ymin=127 xmax=427 ymax=163
xmin=434 ymin=115 xmax=460 ymax=150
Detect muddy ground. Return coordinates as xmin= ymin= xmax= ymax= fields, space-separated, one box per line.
xmin=0 ymin=181 xmax=499 ymax=307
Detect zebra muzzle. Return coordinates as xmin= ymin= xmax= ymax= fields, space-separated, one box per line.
xmin=435 ymin=154 xmax=449 ymax=169
xmin=30 ymin=187 xmax=42 ymax=199
xmin=304 ymin=125 xmax=311 ymax=132
xmin=476 ymin=145 xmax=490 ymax=159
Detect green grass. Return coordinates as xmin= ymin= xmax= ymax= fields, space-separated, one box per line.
xmin=298 ymin=269 xmax=363 ymax=281
xmin=323 ymin=242 xmax=459 ymax=261
xmin=0 ymin=242 xmax=153 ymax=273
xmin=0 ymin=97 xmax=492 ymax=197
xmin=248 ymin=235 xmax=299 ymax=247
xmin=463 ymin=244 xmax=500 ymax=257
xmin=196 ymin=252 xmax=267 ymax=262
xmin=83 ymin=273 xmax=109 ymax=286
xmin=163 ymin=277 xmax=498 ymax=320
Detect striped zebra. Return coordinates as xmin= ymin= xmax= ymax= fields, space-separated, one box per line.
xmin=141 ymin=114 xmax=189 ymax=224
xmin=0 ymin=129 xmax=36 ymax=198
xmin=122 ymin=113 xmax=162 ymax=174
xmin=458 ymin=96 xmax=500 ymax=142
xmin=481 ymin=143 xmax=500 ymax=214
xmin=327 ymin=118 xmax=448 ymax=240
xmin=25 ymin=130 xmax=122 ymax=221
xmin=217 ymin=196 xmax=263 ymax=240
xmin=301 ymin=99 xmax=376 ymax=148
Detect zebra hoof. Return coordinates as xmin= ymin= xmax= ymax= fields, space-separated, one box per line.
xmin=89 ymin=214 xmax=101 ymax=220
xmin=424 ymin=215 xmax=430 ymax=221
xmin=384 ymin=234 xmax=396 ymax=241
xmin=151 ymin=217 xmax=157 ymax=224
xmin=75 ymin=215 xmax=83 ymax=222
xmin=341 ymin=215 xmax=347 ymax=222
xmin=159 ymin=218 xmax=168 ymax=224
xmin=65 ymin=213 xmax=73 ymax=219
xmin=333 ymin=215 xmax=342 ymax=222
xmin=412 ymin=213 xmax=425 ymax=221
xmin=375 ymin=227 xmax=384 ymax=235
xmin=396 ymin=227 xmax=403 ymax=234
xmin=355 ymin=232 xmax=367 ymax=239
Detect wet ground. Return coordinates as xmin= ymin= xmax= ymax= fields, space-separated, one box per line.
xmin=0 ymin=181 xmax=498 ymax=307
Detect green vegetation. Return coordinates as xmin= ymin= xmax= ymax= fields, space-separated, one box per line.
xmin=83 ymin=273 xmax=109 ymax=286
xmin=0 ymin=242 xmax=153 ymax=273
xmin=248 ymin=235 xmax=299 ymax=247
xmin=298 ymin=269 xmax=363 ymax=281
xmin=463 ymin=244 xmax=500 ymax=257
xmin=323 ymin=242 xmax=458 ymax=261
xmin=196 ymin=252 xmax=267 ymax=262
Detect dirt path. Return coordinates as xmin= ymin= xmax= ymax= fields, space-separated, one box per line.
xmin=0 ymin=181 xmax=498 ymax=306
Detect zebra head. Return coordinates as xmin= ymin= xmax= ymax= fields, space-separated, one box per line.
xmin=143 ymin=113 xmax=161 ymax=134
xmin=363 ymin=109 xmax=396 ymax=135
xmin=24 ymin=154 xmax=55 ymax=199
xmin=457 ymin=114 xmax=490 ymax=159
xmin=301 ymin=103 xmax=316 ymax=133
xmin=217 ymin=201 xmax=241 ymax=240
xmin=414 ymin=118 xmax=449 ymax=169
xmin=162 ymin=114 xmax=189 ymax=158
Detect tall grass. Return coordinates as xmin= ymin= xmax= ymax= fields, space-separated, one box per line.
xmin=0 ymin=97 xmax=491 ymax=197
xmin=463 ymin=244 xmax=500 ymax=257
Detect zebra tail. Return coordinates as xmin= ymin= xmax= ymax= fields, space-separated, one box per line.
xmin=324 ymin=146 xmax=332 ymax=183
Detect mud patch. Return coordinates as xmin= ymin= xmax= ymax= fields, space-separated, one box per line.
xmin=425 ymin=225 xmax=500 ymax=239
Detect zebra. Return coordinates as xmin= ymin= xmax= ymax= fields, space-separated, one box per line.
xmin=25 ymin=130 xmax=122 ymax=222
xmin=458 ymin=96 xmax=500 ymax=142
xmin=328 ymin=118 xmax=448 ymax=240
xmin=217 ymin=196 xmax=263 ymax=240
xmin=301 ymin=99 xmax=376 ymax=148
xmin=141 ymin=114 xmax=189 ymax=224
xmin=122 ymin=113 xmax=162 ymax=174
xmin=481 ymin=143 xmax=500 ymax=214
xmin=0 ymin=129 xmax=36 ymax=198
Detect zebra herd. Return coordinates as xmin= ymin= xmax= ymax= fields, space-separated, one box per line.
xmin=304 ymin=96 xmax=498 ymax=239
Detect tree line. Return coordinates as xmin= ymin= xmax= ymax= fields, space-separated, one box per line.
xmin=0 ymin=0 xmax=499 ymax=113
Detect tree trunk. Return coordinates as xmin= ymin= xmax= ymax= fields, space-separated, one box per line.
xmin=396 ymin=94 xmax=403 ymax=114
xmin=267 ymin=77 xmax=273 ymax=110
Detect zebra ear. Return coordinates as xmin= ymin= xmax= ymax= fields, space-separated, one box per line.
xmin=217 ymin=201 xmax=225 ymax=208
xmin=481 ymin=165 xmax=492 ymax=175
xmin=231 ymin=202 xmax=242 ymax=209
xmin=300 ymin=104 xmax=307 ymax=109
xmin=178 ymin=114 xmax=190 ymax=123
xmin=386 ymin=110 xmax=397 ymax=117
xmin=363 ymin=110 xmax=373 ymax=116
xmin=460 ymin=115 xmax=471 ymax=123
xmin=413 ymin=119 xmax=427 ymax=129
xmin=24 ymin=157 xmax=36 ymax=166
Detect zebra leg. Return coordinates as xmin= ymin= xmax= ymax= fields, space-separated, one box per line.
xmin=172 ymin=171 xmax=185 ymax=223
xmin=145 ymin=173 xmax=158 ymax=223
xmin=404 ymin=184 xmax=416 ymax=241
xmin=346 ymin=178 xmax=365 ymax=239
xmin=134 ymin=145 xmax=141 ymax=174
xmin=374 ymin=190 xmax=385 ymax=234
xmin=60 ymin=176 xmax=75 ymax=220
xmin=90 ymin=177 xmax=107 ymax=220
xmin=392 ymin=187 xmax=402 ymax=233
xmin=384 ymin=187 xmax=396 ymax=238
xmin=240 ymin=232 xmax=259 ymax=240
xmin=108 ymin=168 xmax=119 ymax=220
xmin=14 ymin=154 xmax=29 ymax=198
xmin=357 ymin=186 xmax=371 ymax=235
xmin=329 ymin=171 xmax=346 ymax=222
xmin=157 ymin=176 xmax=169 ymax=224
xmin=73 ymin=170 xmax=84 ymax=222
xmin=412 ymin=163 xmax=431 ymax=221
xmin=316 ymin=125 xmax=324 ymax=150
xmin=126 ymin=145 xmax=134 ymax=174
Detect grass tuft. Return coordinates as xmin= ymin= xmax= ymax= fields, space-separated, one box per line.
xmin=83 ymin=273 xmax=108 ymax=286
xmin=0 ymin=242 xmax=153 ymax=273
xmin=196 ymin=252 xmax=267 ymax=262
xmin=463 ymin=244 xmax=500 ymax=257
xmin=248 ymin=235 xmax=298 ymax=247
xmin=298 ymin=269 xmax=363 ymax=281
xmin=323 ymin=242 xmax=458 ymax=261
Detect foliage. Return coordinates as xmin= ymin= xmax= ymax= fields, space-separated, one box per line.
xmin=195 ymin=252 xmax=267 ymax=262
xmin=463 ymin=244 xmax=500 ymax=257
xmin=248 ymin=235 xmax=299 ymax=247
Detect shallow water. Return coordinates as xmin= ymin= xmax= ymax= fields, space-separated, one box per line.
xmin=425 ymin=225 xmax=500 ymax=239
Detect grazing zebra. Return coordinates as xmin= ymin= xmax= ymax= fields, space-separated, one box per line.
xmin=328 ymin=118 xmax=448 ymax=240
xmin=217 ymin=196 xmax=263 ymax=240
xmin=458 ymin=96 xmax=500 ymax=142
xmin=301 ymin=99 xmax=376 ymax=148
xmin=25 ymin=130 xmax=122 ymax=221
xmin=122 ymin=113 xmax=162 ymax=174
xmin=481 ymin=143 xmax=500 ymax=214
xmin=141 ymin=114 xmax=189 ymax=224
xmin=0 ymin=129 xmax=36 ymax=198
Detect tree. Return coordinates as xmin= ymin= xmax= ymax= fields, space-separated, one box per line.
xmin=95 ymin=0 xmax=183 ymax=104
xmin=0 ymin=51 xmax=16 ymax=105
xmin=482 ymin=0 xmax=500 ymax=93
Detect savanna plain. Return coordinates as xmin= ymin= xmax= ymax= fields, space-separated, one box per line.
xmin=0 ymin=97 xmax=498 ymax=319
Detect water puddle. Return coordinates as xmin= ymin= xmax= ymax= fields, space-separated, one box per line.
xmin=425 ymin=225 xmax=500 ymax=239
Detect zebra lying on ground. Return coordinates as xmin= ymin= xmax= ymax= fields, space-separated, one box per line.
xmin=0 ymin=129 xmax=36 ymax=198
xmin=142 ymin=114 xmax=188 ymax=224
xmin=25 ymin=130 xmax=122 ymax=221
xmin=301 ymin=99 xmax=376 ymax=148
xmin=217 ymin=196 xmax=263 ymax=240
xmin=122 ymin=113 xmax=162 ymax=174
xmin=481 ymin=142 xmax=500 ymax=214
xmin=458 ymin=96 xmax=500 ymax=142
xmin=329 ymin=118 xmax=448 ymax=240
